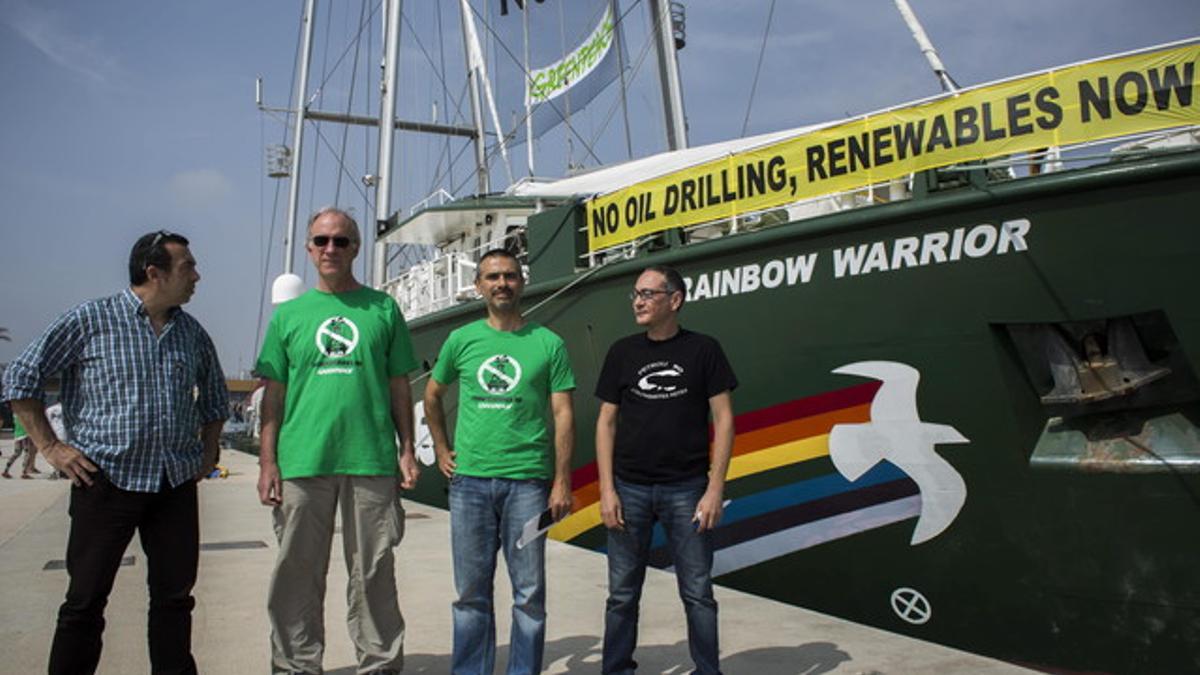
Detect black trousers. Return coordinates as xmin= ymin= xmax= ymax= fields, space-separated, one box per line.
xmin=48 ymin=472 xmax=199 ymax=675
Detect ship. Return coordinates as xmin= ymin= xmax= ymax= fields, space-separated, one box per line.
xmin=259 ymin=2 xmax=1200 ymax=672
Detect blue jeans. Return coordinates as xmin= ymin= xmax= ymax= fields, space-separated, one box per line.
xmin=604 ymin=476 xmax=721 ymax=675
xmin=449 ymin=475 xmax=549 ymax=675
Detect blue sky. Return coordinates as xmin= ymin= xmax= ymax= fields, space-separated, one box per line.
xmin=1 ymin=0 xmax=1197 ymax=376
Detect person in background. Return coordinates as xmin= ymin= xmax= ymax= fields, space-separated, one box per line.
xmin=2 ymin=414 xmax=39 ymax=479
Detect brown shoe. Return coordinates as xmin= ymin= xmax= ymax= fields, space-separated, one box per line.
xmin=1 ymin=471 xmax=11 ymax=479
xmin=21 ymin=474 xmax=33 ymax=479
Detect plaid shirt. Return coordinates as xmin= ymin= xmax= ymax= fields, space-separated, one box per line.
xmin=2 ymin=289 xmax=228 ymax=492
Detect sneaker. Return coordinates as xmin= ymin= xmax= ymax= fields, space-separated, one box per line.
xmin=1 ymin=471 xmax=10 ymax=479
xmin=21 ymin=474 xmax=33 ymax=479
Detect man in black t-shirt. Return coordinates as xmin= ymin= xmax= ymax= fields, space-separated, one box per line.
xmin=594 ymin=265 xmax=737 ymax=675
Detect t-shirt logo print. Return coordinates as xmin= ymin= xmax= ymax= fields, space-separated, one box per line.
xmin=637 ymin=363 xmax=684 ymax=393
xmin=477 ymin=354 xmax=523 ymax=394
xmin=315 ymin=316 xmax=360 ymax=358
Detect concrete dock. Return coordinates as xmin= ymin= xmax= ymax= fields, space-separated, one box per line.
xmin=0 ymin=442 xmax=1036 ymax=674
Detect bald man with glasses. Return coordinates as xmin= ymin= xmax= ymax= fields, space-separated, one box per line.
xmin=595 ymin=265 xmax=737 ymax=675
xmin=2 ymin=230 xmax=228 ymax=675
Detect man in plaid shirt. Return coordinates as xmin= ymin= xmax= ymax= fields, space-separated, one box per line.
xmin=2 ymin=230 xmax=228 ymax=675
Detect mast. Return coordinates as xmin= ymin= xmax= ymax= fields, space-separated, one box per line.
xmin=459 ymin=0 xmax=490 ymax=194
xmin=893 ymin=0 xmax=958 ymax=93
xmin=282 ymin=0 xmax=317 ymax=279
xmin=373 ymin=0 xmax=403 ymax=287
xmin=648 ymin=0 xmax=687 ymax=150
xmin=522 ymin=0 xmax=535 ymax=177
xmin=612 ymin=0 xmax=634 ymax=160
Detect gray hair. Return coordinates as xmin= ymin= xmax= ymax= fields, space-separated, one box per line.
xmin=307 ymin=206 xmax=361 ymax=243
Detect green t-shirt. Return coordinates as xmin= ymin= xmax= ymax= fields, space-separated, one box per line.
xmin=431 ymin=319 xmax=575 ymax=480
xmin=255 ymin=286 xmax=417 ymax=480
xmin=12 ymin=416 xmax=26 ymax=440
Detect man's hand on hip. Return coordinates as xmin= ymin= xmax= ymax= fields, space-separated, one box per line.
xmin=435 ymin=443 xmax=457 ymax=479
xmin=42 ymin=441 xmax=97 ymax=487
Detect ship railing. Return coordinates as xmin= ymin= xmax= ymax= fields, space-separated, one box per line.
xmin=382 ymin=233 xmax=529 ymax=320
xmin=382 ymin=252 xmax=478 ymax=319
xmin=578 ymin=124 xmax=1200 ymax=268
xmin=939 ymin=126 xmax=1200 ymax=176
xmin=409 ymin=188 xmax=456 ymax=216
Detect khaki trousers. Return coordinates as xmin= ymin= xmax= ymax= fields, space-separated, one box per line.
xmin=268 ymin=475 xmax=406 ymax=675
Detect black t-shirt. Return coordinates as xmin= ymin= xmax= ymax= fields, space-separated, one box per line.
xmin=595 ymin=328 xmax=738 ymax=484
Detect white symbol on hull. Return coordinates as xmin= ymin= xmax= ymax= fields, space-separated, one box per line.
xmin=829 ymin=361 xmax=969 ymax=544
xmin=412 ymin=400 xmax=435 ymax=466
xmin=891 ymin=587 xmax=932 ymax=624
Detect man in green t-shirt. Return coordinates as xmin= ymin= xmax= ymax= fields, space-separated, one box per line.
xmin=255 ymin=207 xmax=419 ymax=675
xmin=425 ymin=249 xmax=575 ymax=674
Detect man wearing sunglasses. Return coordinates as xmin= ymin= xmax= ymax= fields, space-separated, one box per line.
xmin=594 ymin=265 xmax=737 ymax=675
xmin=3 ymin=230 xmax=228 ymax=675
xmin=424 ymin=248 xmax=576 ymax=675
xmin=256 ymin=207 xmax=419 ymax=675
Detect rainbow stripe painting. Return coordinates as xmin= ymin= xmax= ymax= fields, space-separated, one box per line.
xmin=549 ymin=381 xmax=924 ymax=576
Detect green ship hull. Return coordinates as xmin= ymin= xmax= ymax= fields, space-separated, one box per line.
xmin=398 ymin=149 xmax=1200 ymax=673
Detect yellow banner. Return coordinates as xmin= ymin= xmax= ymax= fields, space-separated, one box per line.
xmin=586 ymin=42 xmax=1200 ymax=251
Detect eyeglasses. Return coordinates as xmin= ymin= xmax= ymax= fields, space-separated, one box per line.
xmin=629 ymin=288 xmax=671 ymax=301
xmin=310 ymin=235 xmax=354 ymax=248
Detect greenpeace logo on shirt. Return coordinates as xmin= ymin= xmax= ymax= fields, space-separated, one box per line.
xmin=316 ymin=356 xmax=363 ymax=374
xmin=315 ymin=316 xmax=360 ymax=376
xmin=473 ymin=354 xmax=526 ymax=409
xmin=474 ymin=396 xmax=523 ymax=410
xmin=633 ymin=361 xmax=689 ymax=400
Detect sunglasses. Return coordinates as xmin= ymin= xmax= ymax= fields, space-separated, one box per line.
xmin=310 ymin=235 xmax=354 ymax=248
xmin=150 ymin=230 xmax=176 ymax=248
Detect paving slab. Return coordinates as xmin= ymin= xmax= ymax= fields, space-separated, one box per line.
xmin=0 ymin=444 xmax=1036 ymax=674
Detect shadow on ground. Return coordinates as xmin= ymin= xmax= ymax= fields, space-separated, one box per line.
xmin=328 ymin=635 xmax=851 ymax=674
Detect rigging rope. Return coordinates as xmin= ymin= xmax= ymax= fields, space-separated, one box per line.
xmin=253 ymin=8 xmax=307 ymax=366
xmin=585 ymin=0 xmax=657 ymax=157
xmin=308 ymin=1 xmax=382 ymax=103
xmin=741 ymin=0 xmax=775 ymax=138
xmin=462 ymin=1 xmax=605 ymax=167
xmin=437 ymin=3 xmax=455 ymax=192
xmin=334 ymin=0 xmax=369 ymax=206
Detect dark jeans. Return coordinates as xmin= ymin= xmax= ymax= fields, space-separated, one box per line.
xmin=603 ymin=476 xmax=721 ymax=675
xmin=48 ymin=472 xmax=199 ymax=675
